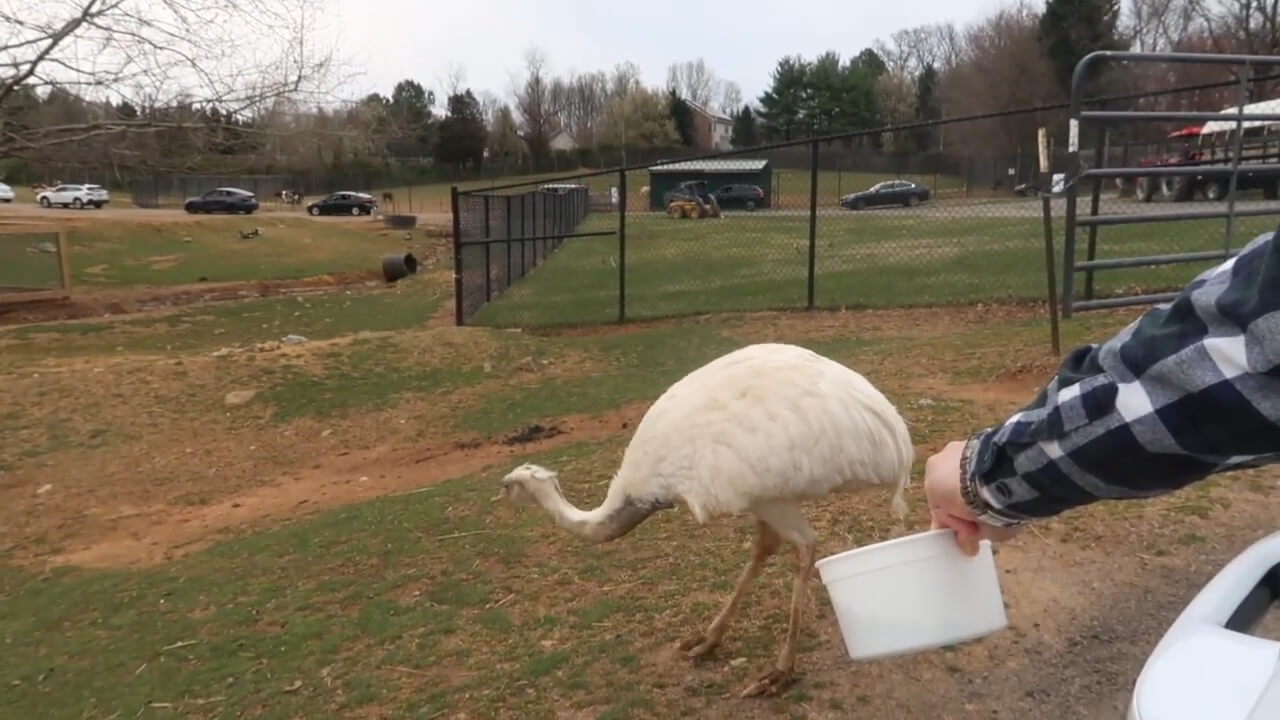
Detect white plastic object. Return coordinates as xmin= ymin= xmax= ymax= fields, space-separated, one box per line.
xmin=1128 ymin=530 xmax=1280 ymax=720
xmin=814 ymin=528 xmax=1009 ymax=661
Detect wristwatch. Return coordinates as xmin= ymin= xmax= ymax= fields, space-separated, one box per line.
xmin=959 ymin=437 xmax=984 ymax=510
xmin=957 ymin=432 xmax=1029 ymax=528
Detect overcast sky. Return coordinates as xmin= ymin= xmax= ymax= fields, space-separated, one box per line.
xmin=329 ymin=0 xmax=1009 ymax=105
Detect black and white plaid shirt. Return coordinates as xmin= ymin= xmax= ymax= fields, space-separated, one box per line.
xmin=962 ymin=227 xmax=1280 ymax=527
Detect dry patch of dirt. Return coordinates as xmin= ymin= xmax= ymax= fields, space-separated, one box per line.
xmin=0 ymin=269 xmax=384 ymax=326
xmin=26 ymin=402 xmax=649 ymax=570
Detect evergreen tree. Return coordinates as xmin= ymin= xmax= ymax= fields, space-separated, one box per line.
xmin=757 ymin=55 xmax=809 ymax=141
xmin=435 ymin=89 xmax=487 ymax=170
xmin=730 ymin=105 xmax=758 ymax=147
xmin=667 ymin=89 xmax=697 ymax=146
xmin=1038 ymin=0 xmax=1127 ymax=95
xmin=912 ymin=63 xmax=941 ymax=151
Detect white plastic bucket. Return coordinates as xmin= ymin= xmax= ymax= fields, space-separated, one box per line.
xmin=814 ymin=528 xmax=1008 ymax=662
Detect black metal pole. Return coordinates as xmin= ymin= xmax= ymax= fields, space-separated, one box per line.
xmin=505 ymin=195 xmax=513 ymax=290
xmin=450 ymin=186 xmax=464 ymax=326
xmin=618 ymin=169 xmax=627 ymax=322
xmin=1042 ymin=189 xmax=1062 ymax=357
xmin=1083 ymin=123 xmax=1107 ymax=300
xmin=807 ymin=141 xmax=819 ymax=309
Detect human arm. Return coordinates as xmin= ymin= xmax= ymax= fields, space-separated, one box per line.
xmin=954 ymin=227 xmax=1280 ymax=531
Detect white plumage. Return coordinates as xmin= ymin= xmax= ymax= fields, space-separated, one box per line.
xmin=500 ymin=342 xmax=914 ymax=698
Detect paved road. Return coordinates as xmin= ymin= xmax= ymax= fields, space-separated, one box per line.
xmin=712 ymin=196 xmax=1280 ymax=220
xmin=0 ymin=202 xmax=452 ymax=225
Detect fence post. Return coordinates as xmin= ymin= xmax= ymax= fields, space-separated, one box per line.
xmin=807 ymin=140 xmax=819 ymax=309
xmin=618 ymin=168 xmax=627 ymax=323
xmin=451 ymin=186 xmax=464 ymax=326
xmin=505 ymin=195 xmax=513 ymax=291
xmin=1038 ymin=128 xmax=1061 ymax=357
xmin=1083 ymin=123 xmax=1108 ymax=300
xmin=541 ymin=191 xmax=549 ymax=265
xmin=483 ymin=195 xmax=492 ymax=303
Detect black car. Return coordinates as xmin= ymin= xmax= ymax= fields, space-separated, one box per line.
xmin=307 ymin=191 xmax=378 ymax=216
xmin=184 ymin=187 xmax=260 ymax=214
xmin=713 ymin=184 xmax=767 ymax=211
xmin=839 ymin=180 xmax=930 ymax=210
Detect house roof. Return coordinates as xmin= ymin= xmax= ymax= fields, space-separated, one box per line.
xmin=649 ymin=158 xmax=770 ymax=174
xmin=684 ymin=99 xmax=733 ymax=123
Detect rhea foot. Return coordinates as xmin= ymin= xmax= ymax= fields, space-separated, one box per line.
xmin=677 ymin=632 xmax=720 ymax=659
xmin=739 ymin=665 xmax=796 ymax=698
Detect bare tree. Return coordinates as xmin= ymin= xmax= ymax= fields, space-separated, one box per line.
xmin=666 ymin=58 xmax=719 ymax=107
xmin=608 ymin=61 xmax=642 ymax=99
xmin=439 ymin=63 xmax=467 ymax=98
xmin=511 ymin=47 xmax=563 ymax=161
xmin=0 ymin=0 xmax=338 ymax=158
xmin=1126 ymin=0 xmax=1203 ymax=51
xmin=561 ymin=71 xmax=608 ymax=147
xmin=877 ymin=23 xmax=964 ymax=76
xmin=719 ymin=81 xmax=743 ymax=116
xmin=939 ymin=0 xmax=1063 ymax=156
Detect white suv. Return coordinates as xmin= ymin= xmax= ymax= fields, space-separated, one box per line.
xmin=37 ymin=183 xmax=109 ymax=209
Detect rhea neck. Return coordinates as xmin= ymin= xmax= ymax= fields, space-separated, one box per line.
xmin=527 ymin=477 xmax=672 ymax=543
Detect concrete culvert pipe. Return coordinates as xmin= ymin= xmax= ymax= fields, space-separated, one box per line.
xmin=381 ymin=252 xmax=419 ymax=283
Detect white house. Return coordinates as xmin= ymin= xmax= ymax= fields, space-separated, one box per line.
xmin=686 ymin=100 xmax=734 ymax=151
xmin=549 ymin=129 xmax=578 ymax=152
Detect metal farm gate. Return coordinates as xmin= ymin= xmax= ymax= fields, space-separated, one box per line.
xmin=1061 ymin=50 xmax=1280 ymax=316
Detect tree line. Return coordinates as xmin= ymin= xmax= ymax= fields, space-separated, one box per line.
xmin=4 ymin=0 xmax=1280 ymax=186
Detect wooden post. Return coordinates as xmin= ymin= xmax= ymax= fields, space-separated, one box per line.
xmin=57 ymin=229 xmax=72 ymax=295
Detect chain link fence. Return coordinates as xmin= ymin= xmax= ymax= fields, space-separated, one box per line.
xmin=453 ymin=182 xmax=595 ymax=324
xmin=452 ymin=72 xmax=1280 ymax=328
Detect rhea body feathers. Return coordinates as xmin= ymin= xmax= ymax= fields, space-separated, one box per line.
xmin=499 ymin=342 xmax=915 ymax=697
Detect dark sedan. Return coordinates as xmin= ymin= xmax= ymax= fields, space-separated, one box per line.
xmin=713 ymin=183 xmax=767 ymax=210
xmin=184 ymin=187 xmax=260 ymax=214
xmin=307 ymin=191 xmax=378 ymax=216
xmin=839 ymin=180 xmax=930 ymax=210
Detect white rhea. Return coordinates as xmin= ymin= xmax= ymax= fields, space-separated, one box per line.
xmin=499 ymin=342 xmax=914 ymax=698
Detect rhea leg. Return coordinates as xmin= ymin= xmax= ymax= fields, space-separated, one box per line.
xmin=740 ymin=501 xmax=817 ymax=698
xmin=679 ymin=520 xmax=781 ymax=658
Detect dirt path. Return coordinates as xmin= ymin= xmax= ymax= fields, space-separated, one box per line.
xmin=0 ymin=270 xmax=387 ymax=326
xmin=41 ymin=403 xmax=649 ymax=569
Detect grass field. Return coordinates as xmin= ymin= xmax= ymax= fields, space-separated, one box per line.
xmin=0 ymin=216 xmax=441 ymax=290
xmin=469 ymin=203 xmax=1279 ymax=327
xmin=3 ymin=275 xmax=1278 ymax=719
xmin=376 ymin=168 xmax=970 ymax=215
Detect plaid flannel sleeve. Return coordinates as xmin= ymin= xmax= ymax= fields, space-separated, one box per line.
xmin=959 ymin=227 xmax=1280 ymax=527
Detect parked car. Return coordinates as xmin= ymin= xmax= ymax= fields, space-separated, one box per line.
xmin=307 ymin=191 xmax=378 ymax=216
xmin=840 ymin=180 xmax=930 ymax=210
xmin=184 ymin=187 xmax=259 ymax=214
xmin=36 ymin=183 xmax=109 ymax=209
xmin=713 ymin=183 xmax=767 ymax=211
xmin=0 ymin=182 xmax=13 ymax=203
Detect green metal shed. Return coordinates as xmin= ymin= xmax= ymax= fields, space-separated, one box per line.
xmin=647 ymin=158 xmax=772 ymax=210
